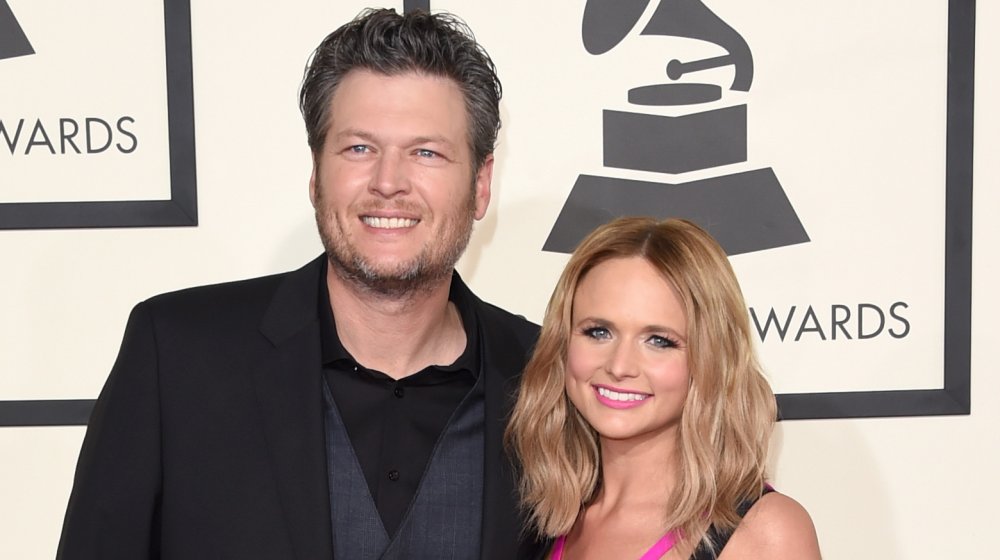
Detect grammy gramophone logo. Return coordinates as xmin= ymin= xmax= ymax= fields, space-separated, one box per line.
xmin=544 ymin=0 xmax=809 ymax=256
xmin=0 ymin=1 xmax=34 ymax=61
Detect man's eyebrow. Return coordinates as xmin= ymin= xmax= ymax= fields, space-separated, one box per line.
xmin=333 ymin=128 xmax=456 ymax=147
xmin=410 ymin=135 xmax=454 ymax=146
xmin=332 ymin=128 xmax=378 ymax=142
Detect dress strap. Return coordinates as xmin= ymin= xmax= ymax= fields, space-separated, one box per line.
xmin=551 ymin=534 xmax=567 ymax=560
xmin=551 ymin=530 xmax=676 ymax=560
xmin=639 ymin=529 xmax=679 ymax=560
xmin=691 ymin=485 xmax=777 ymax=559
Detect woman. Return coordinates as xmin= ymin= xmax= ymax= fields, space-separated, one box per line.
xmin=507 ymin=217 xmax=820 ymax=559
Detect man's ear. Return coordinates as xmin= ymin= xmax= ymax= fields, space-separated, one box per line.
xmin=473 ymin=154 xmax=494 ymax=221
xmin=308 ymin=159 xmax=318 ymax=208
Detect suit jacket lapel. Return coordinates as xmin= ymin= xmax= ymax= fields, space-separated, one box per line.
xmin=470 ymin=283 xmax=536 ymax=560
xmin=251 ymin=256 xmax=334 ymax=559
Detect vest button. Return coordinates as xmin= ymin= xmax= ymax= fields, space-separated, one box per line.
xmin=387 ymin=469 xmax=400 ymax=481
xmin=393 ymin=386 xmax=405 ymax=398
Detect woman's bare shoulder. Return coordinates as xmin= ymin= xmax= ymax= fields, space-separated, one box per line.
xmin=718 ymin=492 xmax=821 ymax=560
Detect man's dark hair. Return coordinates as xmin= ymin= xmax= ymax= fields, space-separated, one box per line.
xmin=299 ymin=8 xmax=502 ymax=171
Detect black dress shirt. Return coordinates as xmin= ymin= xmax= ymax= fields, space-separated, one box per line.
xmin=319 ymin=273 xmax=479 ymax=537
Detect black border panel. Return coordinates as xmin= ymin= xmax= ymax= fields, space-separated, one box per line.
xmin=0 ymin=400 xmax=93 ymax=427
xmin=0 ymin=0 xmax=197 ymax=228
xmin=777 ymin=0 xmax=974 ymax=420
xmin=403 ymin=0 xmax=431 ymax=12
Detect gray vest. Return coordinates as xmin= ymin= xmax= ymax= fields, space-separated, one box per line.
xmin=323 ymin=377 xmax=485 ymax=560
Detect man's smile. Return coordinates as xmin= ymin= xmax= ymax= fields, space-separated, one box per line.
xmin=361 ymin=216 xmax=420 ymax=229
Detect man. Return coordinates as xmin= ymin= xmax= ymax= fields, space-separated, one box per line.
xmin=58 ymin=9 xmax=543 ymax=559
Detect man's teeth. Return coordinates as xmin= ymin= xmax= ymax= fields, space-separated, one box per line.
xmin=597 ymin=387 xmax=648 ymax=402
xmin=363 ymin=216 xmax=418 ymax=229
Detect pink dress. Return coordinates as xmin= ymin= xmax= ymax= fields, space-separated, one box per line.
xmin=551 ymin=485 xmax=774 ymax=559
xmin=550 ymin=530 xmax=678 ymax=560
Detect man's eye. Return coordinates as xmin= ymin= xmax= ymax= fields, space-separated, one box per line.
xmin=349 ymin=145 xmax=369 ymax=154
xmin=415 ymin=148 xmax=438 ymax=158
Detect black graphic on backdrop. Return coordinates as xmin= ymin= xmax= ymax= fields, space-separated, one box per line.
xmin=0 ymin=0 xmax=196 ymax=230
xmin=0 ymin=0 xmax=976 ymax=426
xmin=0 ymin=0 xmax=198 ymax=427
xmin=545 ymin=0 xmax=809 ymax=256
xmin=403 ymin=0 xmax=429 ymax=11
xmin=0 ymin=0 xmax=34 ymax=60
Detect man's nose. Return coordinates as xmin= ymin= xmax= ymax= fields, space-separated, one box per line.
xmin=369 ymin=152 xmax=411 ymax=198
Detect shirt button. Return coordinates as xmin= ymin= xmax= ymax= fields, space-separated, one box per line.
xmin=387 ymin=469 xmax=400 ymax=481
xmin=393 ymin=386 xmax=405 ymax=398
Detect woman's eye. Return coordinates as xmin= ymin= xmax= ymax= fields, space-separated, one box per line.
xmin=648 ymin=335 xmax=678 ymax=349
xmin=582 ymin=326 xmax=611 ymax=340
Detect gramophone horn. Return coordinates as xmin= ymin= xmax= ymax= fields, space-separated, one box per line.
xmin=582 ymin=0 xmax=651 ymax=55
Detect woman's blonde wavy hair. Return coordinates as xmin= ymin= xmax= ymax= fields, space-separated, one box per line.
xmin=506 ymin=217 xmax=776 ymax=554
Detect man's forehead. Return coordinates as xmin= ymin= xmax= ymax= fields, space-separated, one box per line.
xmin=324 ymin=69 xmax=471 ymax=142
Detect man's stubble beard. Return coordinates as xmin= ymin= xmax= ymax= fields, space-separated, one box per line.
xmin=314 ymin=181 xmax=476 ymax=299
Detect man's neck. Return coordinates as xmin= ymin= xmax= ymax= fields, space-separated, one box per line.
xmin=325 ymin=267 xmax=467 ymax=380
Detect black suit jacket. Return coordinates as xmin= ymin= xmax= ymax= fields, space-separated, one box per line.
xmin=58 ymin=256 xmax=543 ymax=559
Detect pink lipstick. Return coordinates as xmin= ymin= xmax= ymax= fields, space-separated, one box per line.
xmin=593 ymin=385 xmax=651 ymax=410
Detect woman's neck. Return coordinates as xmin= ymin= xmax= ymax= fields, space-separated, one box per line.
xmin=593 ymin=430 xmax=680 ymax=513
xmin=561 ymin=433 xmax=684 ymax=559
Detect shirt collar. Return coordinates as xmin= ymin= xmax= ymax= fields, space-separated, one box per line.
xmin=318 ymin=262 xmax=479 ymax=378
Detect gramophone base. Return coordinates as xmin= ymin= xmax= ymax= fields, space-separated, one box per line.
xmin=543 ymin=168 xmax=809 ymax=256
xmin=604 ymin=105 xmax=747 ymax=174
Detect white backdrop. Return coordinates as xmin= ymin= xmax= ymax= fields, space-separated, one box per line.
xmin=1 ymin=1 xmax=997 ymax=558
